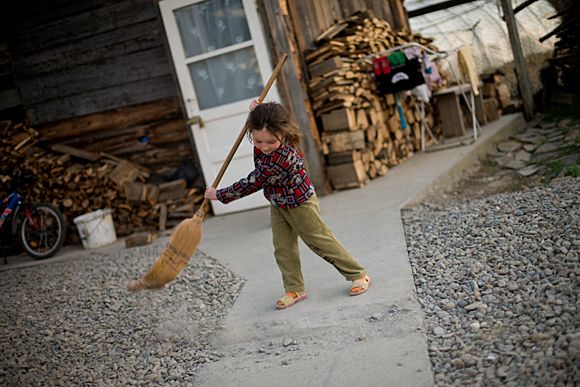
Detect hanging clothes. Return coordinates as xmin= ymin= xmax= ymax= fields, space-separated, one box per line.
xmin=422 ymin=53 xmax=443 ymax=90
xmin=395 ymin=93 xmax=408 ymax=129
xmin=373 ymin=50 xmax=425 ymax=94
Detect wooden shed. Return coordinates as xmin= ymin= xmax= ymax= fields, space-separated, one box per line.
xmin=0 ymin=0 xmax=409 ymax=218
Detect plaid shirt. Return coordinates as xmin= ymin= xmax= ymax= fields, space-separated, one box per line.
xmin=216 ymin=145 xmax=314 ymax=208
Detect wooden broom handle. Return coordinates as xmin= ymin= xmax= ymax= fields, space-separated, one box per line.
xmin=198 ymin=53 xmax=288 ymax=214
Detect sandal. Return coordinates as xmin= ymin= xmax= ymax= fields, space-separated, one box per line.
xmin=350 ymin=275 xmax=371 ymax=296
xmin=276 ymin=291 xmax=307 ymax=309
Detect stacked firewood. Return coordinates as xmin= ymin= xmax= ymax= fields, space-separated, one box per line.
xmin=36 ymin=98 xmax=193 ymax=174
xmin=305 ymin=11 xmax=439 ymax=190
xmin=541 ymin=0 xmax=580 ymax=96
xmin=0 ymin=121 xmax=203 ymax=244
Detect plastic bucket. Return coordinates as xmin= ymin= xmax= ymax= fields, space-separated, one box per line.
xmin=73 ymin=209 xmax=117 ymax=249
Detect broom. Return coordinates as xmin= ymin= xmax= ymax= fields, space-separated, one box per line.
xmin=127 ymin=54 xmax=288 ymax=292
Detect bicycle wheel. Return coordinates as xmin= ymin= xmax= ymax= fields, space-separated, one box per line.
xmin=19 ymin=204 xmax=66 ymax=259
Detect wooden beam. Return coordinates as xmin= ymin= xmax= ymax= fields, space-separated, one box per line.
xmin=513 ymin=0 xmax=540 ymax=15
xmin=500 ymin=0 xmax=534 ymax=120
xmin=408 ymin=0 xmax=479 ymax=18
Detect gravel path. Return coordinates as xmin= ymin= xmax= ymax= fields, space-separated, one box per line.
xmin=0 ymin=246 xmax=244 ymax=386
xmin=402 ymin=176 xmax=579 ymax=386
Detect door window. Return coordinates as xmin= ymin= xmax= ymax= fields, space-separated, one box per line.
xmin=174 ymin=0 xmax=263 ymax=109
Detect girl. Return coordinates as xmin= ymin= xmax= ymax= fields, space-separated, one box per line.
xmin=204 ymin=101 xmax=370 ymax=309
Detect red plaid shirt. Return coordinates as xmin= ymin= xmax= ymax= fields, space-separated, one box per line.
xmin=216 ymin=145 xmax=314 ymax=208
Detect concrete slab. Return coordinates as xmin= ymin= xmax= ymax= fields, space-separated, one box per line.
xmin=194 ymin=113 xmax=526 ymax=386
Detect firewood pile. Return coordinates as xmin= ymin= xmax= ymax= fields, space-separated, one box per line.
xmin=480 ymin=71 xmax=520 ymax=122
xmin=541 ymin=0 xmax=579 ymax=96
xmin=0 ymin=120 xmax=203 ymax=244
xmin=305 ymin=11 xmax=440 ymax=190
xmin=36 ymin=99 xmax=192 ymax=174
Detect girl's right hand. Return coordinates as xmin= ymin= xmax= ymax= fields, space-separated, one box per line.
xmin=249 ymin=99 xmax=260 ymax=111
xmin=204 ymin=187 xmax=217 ymax=200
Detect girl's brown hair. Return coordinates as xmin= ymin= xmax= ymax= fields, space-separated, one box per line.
xmin=245 ymin=102 xmax=301 ymax=146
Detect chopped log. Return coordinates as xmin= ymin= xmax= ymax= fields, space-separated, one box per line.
xmin=125 ymin=231 xmax=158 ymax=248
xmin=326 ymin=150 xmax=361 ymax=165
xmin=108 ymin=161 xmax=142 ymax=187
xmin=327 ymin=160 xmax=367 ymax=190
xmin=321 ymin=131 xmax=365 ymax=154
xmin=483 ymin=98 xmax=501 ymax=122
xmin=321 ymin=108 xmax=357 ymax=131
xmin=51 ymin=144 xmax=101 ymax=161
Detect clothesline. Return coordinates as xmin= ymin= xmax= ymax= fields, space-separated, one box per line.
xmin=361 ymin=42 xmax=459 ymax=62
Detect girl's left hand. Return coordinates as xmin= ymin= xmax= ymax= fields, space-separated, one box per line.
xmin=249 ymin=99 xmax=260 ymax=111
xmin=204 ymin=187 xmax=217 ymax=200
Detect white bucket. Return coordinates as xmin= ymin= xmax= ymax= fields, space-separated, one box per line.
xmin=73 ymin=209 xmax=117 ymax=249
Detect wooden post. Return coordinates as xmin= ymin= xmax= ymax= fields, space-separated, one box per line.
xmin=500 ymin=0 xmax=534 ymax=120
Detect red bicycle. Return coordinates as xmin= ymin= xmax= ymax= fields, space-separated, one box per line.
xmin=1 ymin=175 xmax=66 ymax=262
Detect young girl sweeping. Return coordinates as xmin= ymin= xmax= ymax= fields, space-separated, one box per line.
xmin=204 ymin=101 xmax=371 ymax=309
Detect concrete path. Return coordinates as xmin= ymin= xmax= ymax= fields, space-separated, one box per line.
xmin=194 ymin=114 xmax=525 ymax=387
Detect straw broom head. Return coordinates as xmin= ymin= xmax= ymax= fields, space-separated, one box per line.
xmin=127 ymin=209 xmax=204 ymax=291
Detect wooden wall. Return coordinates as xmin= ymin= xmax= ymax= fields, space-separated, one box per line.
xmin=0 ymin=0 xmax=196 ymax=173
xmin=1 ymin=0 xmax=178 ymax=125
xmin=287 ymin=0 xmax=409 ymax=53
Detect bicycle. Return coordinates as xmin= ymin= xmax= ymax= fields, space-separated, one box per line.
xmin=0 ymin=175 xmax=66 ymax=262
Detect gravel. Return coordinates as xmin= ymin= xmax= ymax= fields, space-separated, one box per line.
xmin=402 ymin=176 xmax=579 ymax=386
xmin=0 ymin=246 xmax=245 ymax=386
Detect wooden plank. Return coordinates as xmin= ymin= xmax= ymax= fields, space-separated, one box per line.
xmin=0 ymin=89 xmax=21 ymax=109
xmin=26 ymin=75 xmax=177 ymax=125
xmin=434 ymin=92 xmax=465 ymax=138
xmin=4 ymin=0 xmax=158 ymax=55
xmin=4 ymin=0 xmax=117 ymax=28
xmin=38 ymin=98 xmax=180 ymax=141
xmin=13 ymin=20 xmax=163 ymax=77
xmin=18 ymin=46 xmax=171 ymax=104
xmin=51 ymin=143 xmax=101 ymax=161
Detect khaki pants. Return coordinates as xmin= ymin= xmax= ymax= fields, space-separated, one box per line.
xmin=270 ymin=194 xmax=366 ymax=292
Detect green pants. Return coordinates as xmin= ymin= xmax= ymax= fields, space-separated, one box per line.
xmin=270 ymin=194 xmax=366 ymax=292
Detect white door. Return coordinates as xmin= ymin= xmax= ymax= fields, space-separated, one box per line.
xmin=159 ymin=0 xmax=279 ymax=215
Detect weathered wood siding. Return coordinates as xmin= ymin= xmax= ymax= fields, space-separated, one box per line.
xmin=1 ymin=0 xmax=177 ymax=126
xmin=287 ymin=0 xmax=409 ymax=52
xmin=0 ymin=0 xmax=198 ymax=173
